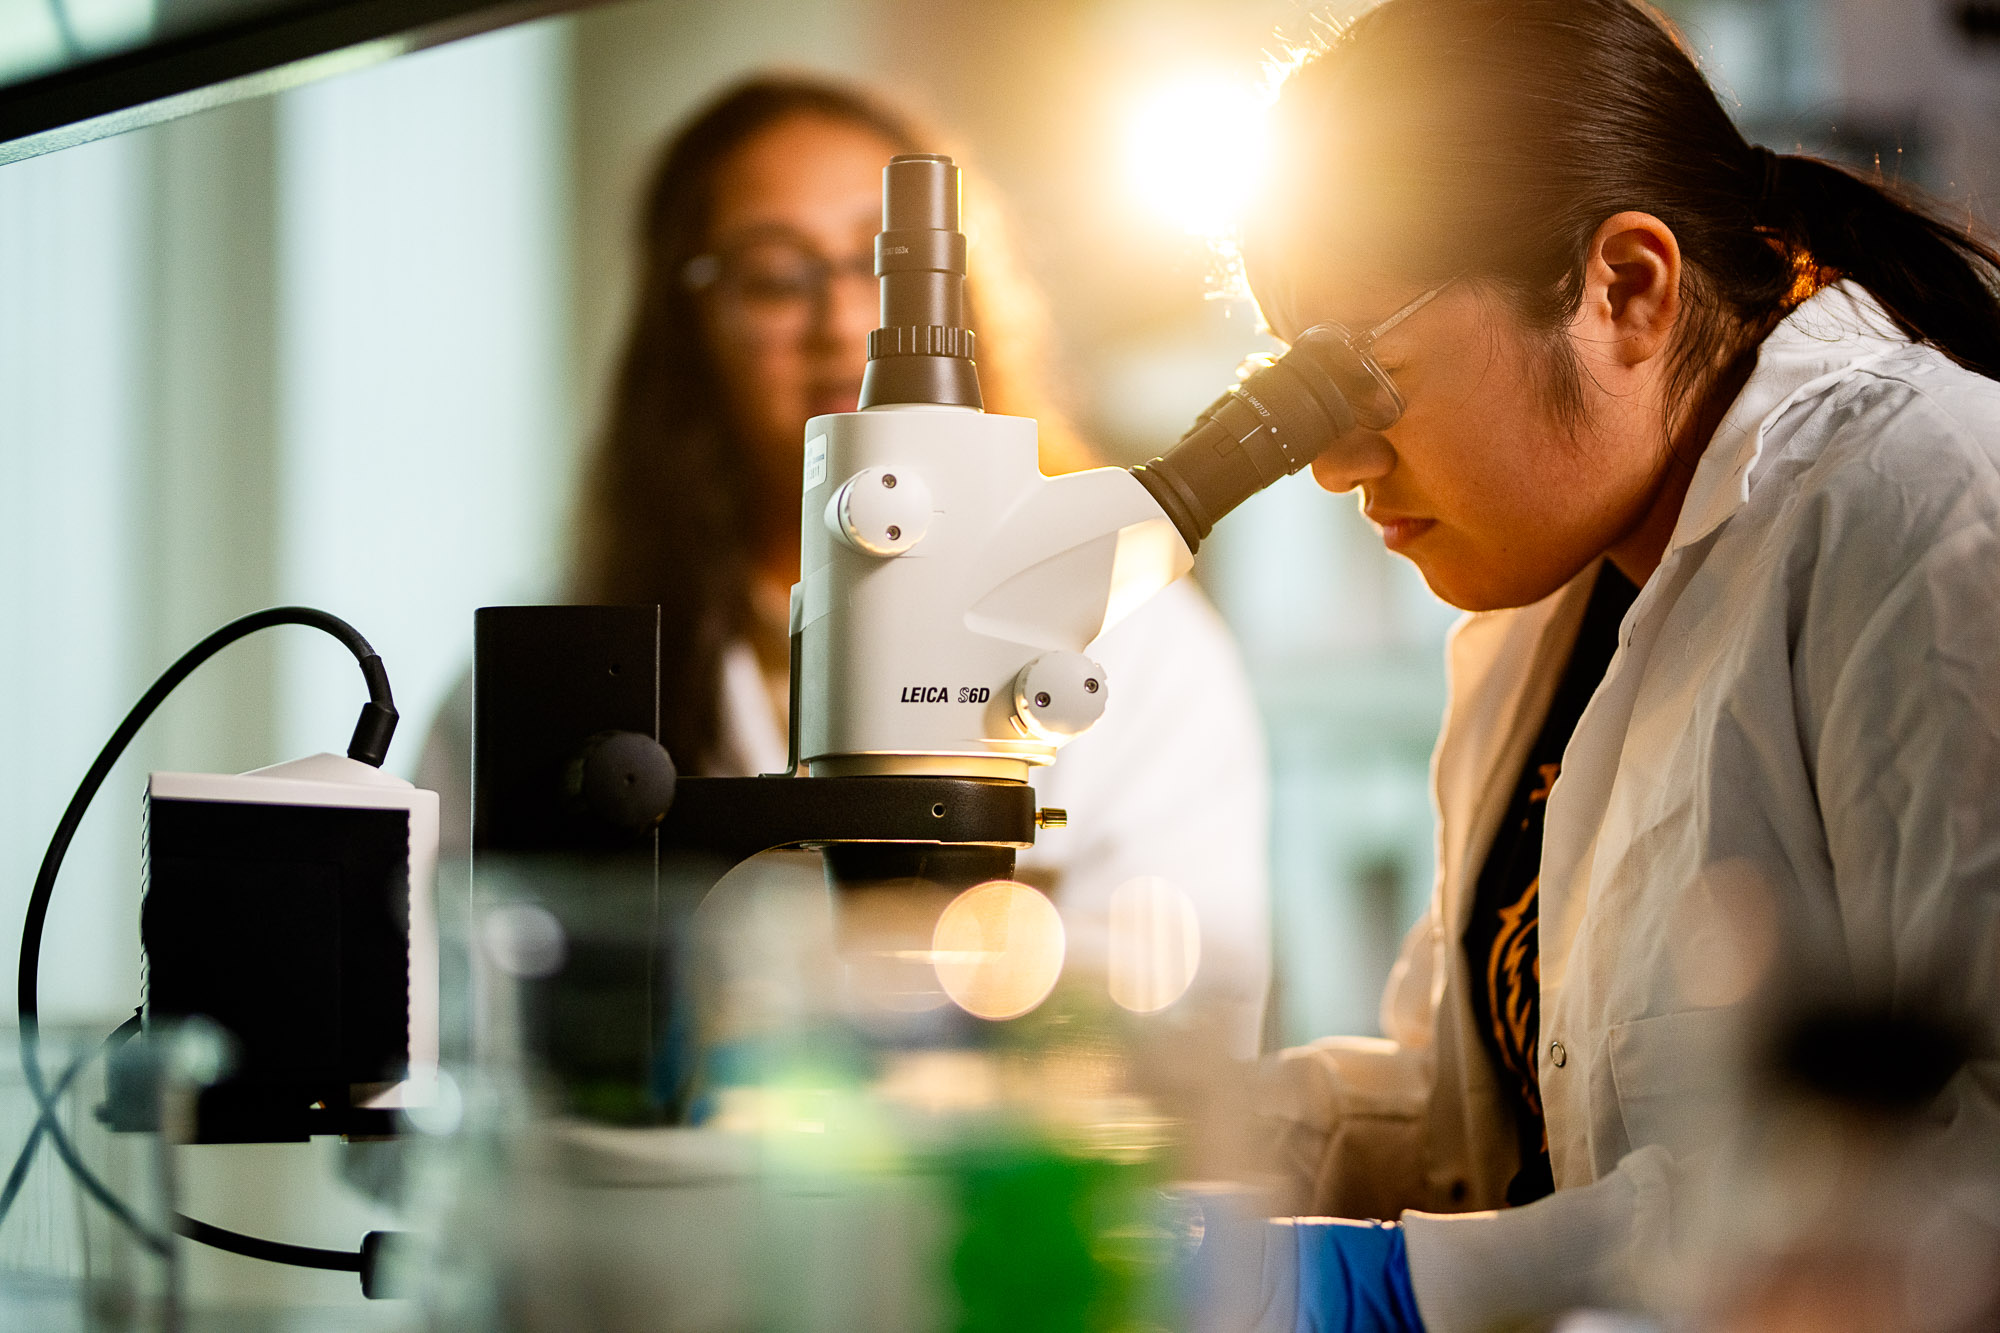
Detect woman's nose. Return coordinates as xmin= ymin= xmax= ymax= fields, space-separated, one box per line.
xmin=1309 ymin=429 xmax=1397 ymax=493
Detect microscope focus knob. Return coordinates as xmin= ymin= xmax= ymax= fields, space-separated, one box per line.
xmin=1011 ymin=652 xmax=1109 ymax=743
xmin=826 ymin=467 xmax=934 ymax=556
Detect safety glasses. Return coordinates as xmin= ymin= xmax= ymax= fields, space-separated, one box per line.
xmin=683 ymin=230 xmax=876 ymax=339
xmin=1296 ymin=277 xmax=1456 ymax=432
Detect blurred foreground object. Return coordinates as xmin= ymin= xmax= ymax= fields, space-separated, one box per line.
xmin=1690 ymin=992 xmax=2000 ymax=1333
xmin=0 ymin=1025 xmax=177 ymax=1328
xmin=403 ymin=857 xmax=1276 ymax=1331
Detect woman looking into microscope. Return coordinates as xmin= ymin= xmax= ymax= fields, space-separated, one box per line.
xmin=419 ymin=74 xmax=1271 ymax=1049
xmin=1199 ymin=0 xmax=2000 ymax=1329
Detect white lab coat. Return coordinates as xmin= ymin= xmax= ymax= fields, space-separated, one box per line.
xmin=418 ymin=576 xmax=1274 ymax=1051
xmin=1260 ymin=283 xmax=2000 ymax=1329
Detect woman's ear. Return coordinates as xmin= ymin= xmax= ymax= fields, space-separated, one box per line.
xmin=1572 ymin=211 xmax=1682 ymax=368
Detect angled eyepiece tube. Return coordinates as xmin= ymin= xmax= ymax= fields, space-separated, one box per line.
xmin=859 ymin=154 xmax=983 ymax=409
xmin=1130 ymin=333 xmax=1364 ymax=553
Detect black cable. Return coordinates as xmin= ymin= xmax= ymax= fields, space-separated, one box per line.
xmin=15 ymin=608 xmax=398 ymax=1264
xmin=171 ymin=1214 xmax=362 ymax=1272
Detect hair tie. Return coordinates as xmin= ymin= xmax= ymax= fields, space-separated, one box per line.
xmin=1749 ymin=144 xmax=1786 ymax=221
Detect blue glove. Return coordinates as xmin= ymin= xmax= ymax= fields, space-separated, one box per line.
xmin=1286 ymin=1217 xmax=1425 ymax=1333
xmin=1174 ymin=1192 xmax=1426 ymax=1333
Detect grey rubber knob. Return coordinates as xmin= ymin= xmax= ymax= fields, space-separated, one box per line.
xmin=575 ymin=730 xmax=677 ymax=830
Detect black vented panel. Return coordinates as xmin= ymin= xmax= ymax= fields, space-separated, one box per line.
xmin=143 ymin=796 xmax=409 ymax=1141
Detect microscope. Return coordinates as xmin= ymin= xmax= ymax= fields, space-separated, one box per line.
xmin=3 ymin=144 xmax=1383 ymax=1323
xmin=475 ymin=152 xmax=1377 ymax=1119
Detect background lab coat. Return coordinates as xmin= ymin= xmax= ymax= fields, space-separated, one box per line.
xmin=419 ymin=575 xmax=1274 ymax=1052
xmin=1260 ymin=283 xmax=2000 ymax=1329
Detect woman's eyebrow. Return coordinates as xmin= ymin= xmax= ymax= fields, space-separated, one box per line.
xmin=705 ymin=221 xmax=816 ymax=250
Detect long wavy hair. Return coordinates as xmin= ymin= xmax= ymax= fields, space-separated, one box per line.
xmin=572 ymin=73 xmax=1092 ymax=772
xmin=1256 ymin=0 xmax=2000 ymax=428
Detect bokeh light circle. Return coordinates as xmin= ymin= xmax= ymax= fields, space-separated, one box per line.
xmin=480 ymin=902 xmax=567 ymax=978
xmin=931 ymin=881 xmax=1066 ymax=1021
xmin=1108 ymin=877 xmax=1202 ymax=1013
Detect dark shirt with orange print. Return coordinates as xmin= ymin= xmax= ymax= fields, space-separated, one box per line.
xmin=1463 ymin=562 xmax=1637 ymax=1206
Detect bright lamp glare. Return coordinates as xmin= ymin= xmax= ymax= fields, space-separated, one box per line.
xmin=1125 ymin=76 xmax=1272 ymax=238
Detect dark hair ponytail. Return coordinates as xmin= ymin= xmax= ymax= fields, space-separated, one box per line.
xmin=1257 ymin=0 xmax=2000 ymax=414
xmin=1762 ymin=152 xmax=2000 ymax=380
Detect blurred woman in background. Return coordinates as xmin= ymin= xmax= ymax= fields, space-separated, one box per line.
xmin=421 ymin=74 xmax=1271 ymax=1049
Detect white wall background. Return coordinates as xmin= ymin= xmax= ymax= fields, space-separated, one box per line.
xmin=275 ymin=21 xmax=572 ymax=776
xmin=0 ymin=18 xmax=574 ymax=1024
xmin=0 ymin=132 xmax=147 ymax=1022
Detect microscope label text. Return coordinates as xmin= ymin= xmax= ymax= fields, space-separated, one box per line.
xmin=901 ymin=685 xmax=987 ymax=703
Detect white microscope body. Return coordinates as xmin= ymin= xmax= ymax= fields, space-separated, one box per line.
xmin=798 ymin=405 xmax=1191 ymax=782
xmin=790 ymin=151 xmax=1198 ymax=788
xmin=793 ymin=149 xmax=1354 ymax=793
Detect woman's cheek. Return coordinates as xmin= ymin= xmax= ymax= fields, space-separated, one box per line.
xmin=1404 ymin=516 xmax=1549 ymax=612
xmin=745 ymin=352 xmax=811 ymax=474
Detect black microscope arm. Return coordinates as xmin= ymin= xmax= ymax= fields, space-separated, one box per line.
xmin=657 ymin=774 xmax=1034 ymax=866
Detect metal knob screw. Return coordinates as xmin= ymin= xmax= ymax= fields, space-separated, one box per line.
xmin=1034 ymin=691 xmax=1052 ymax=708
xmin=1035 ymin=808 xmax=1068 ymax=829
xmin=1084 ymin=678 xmax=1099 ymax=693
xmin=882 ymin=474 xmax=898 ymax=488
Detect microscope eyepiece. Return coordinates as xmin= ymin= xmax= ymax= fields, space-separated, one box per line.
xmin=881 ymin=153 xmax=955 ymax=229
xmin=859 ymin=154 xmax=983 ymax=410
xmin=1130 ymin=329 xmax=1371 ymax=553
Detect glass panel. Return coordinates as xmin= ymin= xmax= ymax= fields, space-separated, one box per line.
xmin=0 ymin=1 xmax=303 ymax=90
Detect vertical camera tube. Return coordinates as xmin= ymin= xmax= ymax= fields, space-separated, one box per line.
xmin=858 ymin=154 xmax=984 ymax=410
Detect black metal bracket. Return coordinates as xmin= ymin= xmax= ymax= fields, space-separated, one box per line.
xmin=658 ymin=774 xmax=1036 ymax=865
